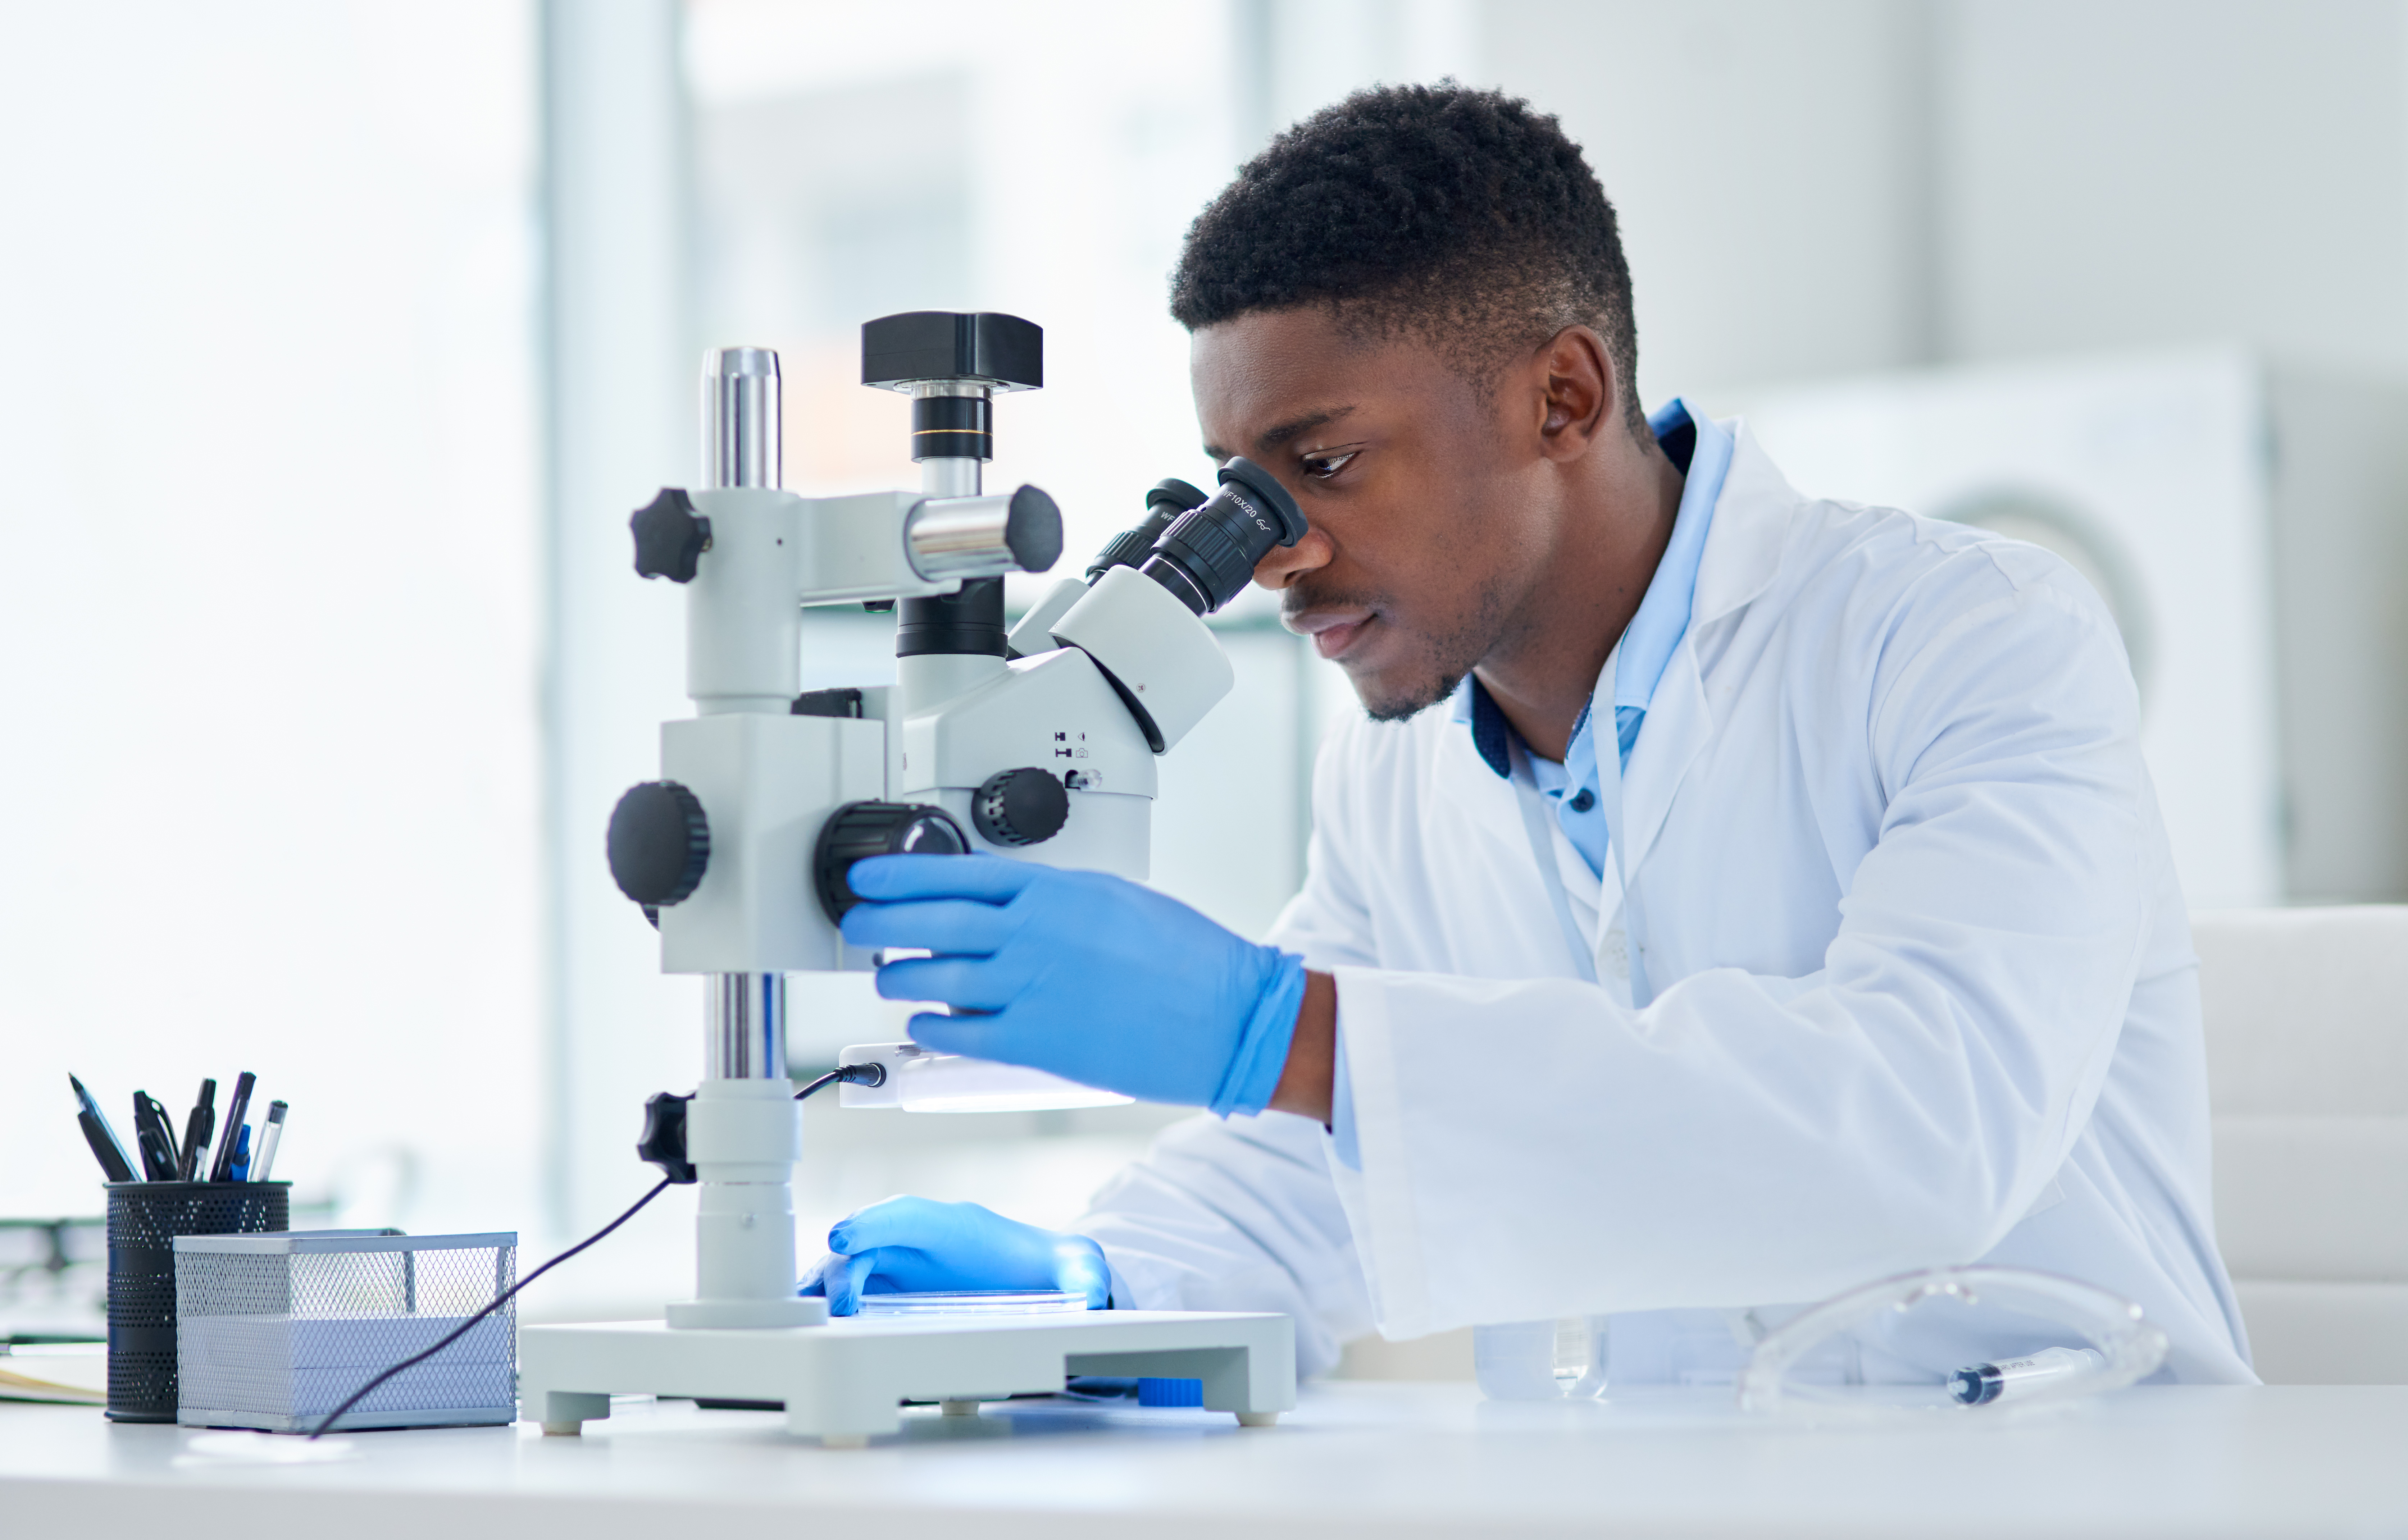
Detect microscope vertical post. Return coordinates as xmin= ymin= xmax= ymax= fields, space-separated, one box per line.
xmin=664 ymin=347 xmax=819 ymax=1330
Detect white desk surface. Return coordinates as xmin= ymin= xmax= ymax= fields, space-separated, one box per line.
xmin=4 ymin=1382 xmax=2403 ymax=1539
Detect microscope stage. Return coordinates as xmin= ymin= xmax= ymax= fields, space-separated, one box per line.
xmin=519 ymin=1308 xmax=1295 ymax=1446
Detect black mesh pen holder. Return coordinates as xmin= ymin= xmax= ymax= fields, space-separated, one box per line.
xmin=105 ymin=1182 xmax=288 ymax=1421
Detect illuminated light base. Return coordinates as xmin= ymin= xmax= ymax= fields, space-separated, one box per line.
xmin=519 ymin=1310 xmax=1294 ymax=1447
xmin=836 ymin=1043 xmax=1133 ymax=1113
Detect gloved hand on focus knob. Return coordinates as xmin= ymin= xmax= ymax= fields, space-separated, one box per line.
xmin=838 ymin=854 xmax=1308 ymax=1115
xmin=798 ymin=1195 xmax=1110 ymax=1315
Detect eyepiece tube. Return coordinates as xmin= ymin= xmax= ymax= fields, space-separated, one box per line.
xmin=703 ymin=347 xmax=781 ymax=490
xmin=1086 ymin=479 xmax=1208 ymax=582
xmin=1137 ymin=457 xmax=1306 ymax=615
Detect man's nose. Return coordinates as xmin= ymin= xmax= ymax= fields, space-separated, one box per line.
xmin=1253 ymin=525 xmax=1332 ymax=589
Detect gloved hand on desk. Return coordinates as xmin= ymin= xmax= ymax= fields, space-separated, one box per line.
xmin=800 ymin=1195 xmax=1110 ymax=1315
xmin=837 ymin=853 xmax=1310 ymax=1115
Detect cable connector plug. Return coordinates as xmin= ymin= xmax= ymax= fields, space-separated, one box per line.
xmin=795 ymin=1061 xmax=886 ymax=1101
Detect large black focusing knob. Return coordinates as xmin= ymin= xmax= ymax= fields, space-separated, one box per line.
xmin=631 ymin=488 xmax=712 ymax=583
xmin=973 ymin=767 xmax=1070 ymax=847
xmin=814 ymin=801 xmax=970 ymax=922
xmin=607 ymin=780 xmax=710 ymax=909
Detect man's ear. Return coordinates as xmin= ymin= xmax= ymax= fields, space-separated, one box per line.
xmin=1533 ymin=326 xmax=1614 ymax=462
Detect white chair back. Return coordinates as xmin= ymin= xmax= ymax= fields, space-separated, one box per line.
xmin=2194 ymin=905 xmax=2408 ymax=1383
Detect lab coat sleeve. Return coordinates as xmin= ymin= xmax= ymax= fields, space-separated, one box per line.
xmin=1073 ymin=731 xmax=1382 ymax=1378
xmin=1331 ymin=554 xmax=2160 ymax=1336
xmin=1075 ymin=1110 xmax=1374 ymax=1378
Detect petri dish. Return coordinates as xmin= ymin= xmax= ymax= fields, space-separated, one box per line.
xmin=854 ymin=1290 xmax=1088 ymax=1317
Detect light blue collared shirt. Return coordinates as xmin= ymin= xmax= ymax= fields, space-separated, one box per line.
xmin=1334 ymin=401 xmax=1731 ymax=1164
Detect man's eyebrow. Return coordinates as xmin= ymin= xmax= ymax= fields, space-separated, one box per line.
xmin=1258 ymin=405 xmax=1355 ymax=452
xmin=1202 ymin=405 xmax=1358 ymax=465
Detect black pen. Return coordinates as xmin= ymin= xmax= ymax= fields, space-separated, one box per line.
xmin=209 ymin=1071 xmax=256 ymax=1183
xmin=179 ymin=1079 xmax=216 ymax=1181
xmin=68 ymin=1075 xmax=137 ymax=1183
xmin=144 ymin=1091 xmax=181 ymax=1176
xmin=131 ymin=1092 xmax=175 ymax=1181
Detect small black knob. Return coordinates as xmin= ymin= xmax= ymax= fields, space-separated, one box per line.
xmin=637 ymin=1092 xmax=695 ymax=1184
xmin=632 ymin=488 xmax=712 ymax=583
xmin=813 ymin=801 xmax=970 ymax=921
xmin=607 ymin=781 xmax=710 ymax=909
xmin=973 ymin=768 xmax=1070 ymax=847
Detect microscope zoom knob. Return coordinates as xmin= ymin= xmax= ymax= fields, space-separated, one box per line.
xmin=631 ymin=487 xmax=713 ymax=583
xmin=813 ymin=801 xmax=970 ymax=921
xmin=607 ymin=780 xmax=710 ymax=908
xmin=972 ymin=768 xmax=1070 ymax=847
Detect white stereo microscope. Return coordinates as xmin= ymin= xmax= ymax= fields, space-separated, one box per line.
xmin=516 ymin=313 xmax=1304 ymax=1445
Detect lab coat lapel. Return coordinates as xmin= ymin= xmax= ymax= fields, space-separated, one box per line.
xmin=1610 ymin=421 xmax=1797 ymax=1000
xmin=1615 ymin=639 xmax=1711 ymax=889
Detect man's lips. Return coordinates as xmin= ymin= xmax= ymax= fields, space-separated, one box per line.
xmin=1284 ymin=606 xmax=1377 ymax=661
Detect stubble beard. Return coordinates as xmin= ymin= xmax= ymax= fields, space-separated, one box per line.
xmin=1351 ymin=582 xmax=1511 ymax=724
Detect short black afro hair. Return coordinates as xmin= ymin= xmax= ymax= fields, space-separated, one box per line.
xmin=1171 ymin=83 xmax=1644 ymax=433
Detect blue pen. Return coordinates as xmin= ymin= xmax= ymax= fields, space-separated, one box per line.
xmin=229 ymin=1124 xmax=252 ymax=1182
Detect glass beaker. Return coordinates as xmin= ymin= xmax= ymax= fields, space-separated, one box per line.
xmin=1474 ymin=1316 xmax=1610 ymax=1401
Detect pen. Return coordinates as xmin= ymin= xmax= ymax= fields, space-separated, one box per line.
xmin=178 ymin=1079 xmax=216 ymax=1181
xmin=228 ymin=1124 xmax=252 ymax=1182
xmin=142 ymin=1091 xmax=181 ymax=1176
xmin=208 ymin=1072 xmax=256 ymax=1183
xmin=67 ymin=1075 xmax=137 ymax=1183
xmin=131 ymin=1092 xmax=175 ymax=1181
xmin=252 ymin=1101 xmax=288 ymax=1183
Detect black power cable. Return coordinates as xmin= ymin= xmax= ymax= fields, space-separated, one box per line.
xmin=305 ymin=1064 xmax=887 ymax=1440
xmin=307 ymin=1178 xmax=670 ymax=1439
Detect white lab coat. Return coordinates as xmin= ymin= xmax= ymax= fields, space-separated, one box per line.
xmin=1079 ymin=423 xmax=2255 ymax=1386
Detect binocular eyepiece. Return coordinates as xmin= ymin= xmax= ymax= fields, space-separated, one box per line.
xmin=1090 ymin=457 xmax=1307 ymax=616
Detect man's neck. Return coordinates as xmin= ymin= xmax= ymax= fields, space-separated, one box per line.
xmin=1474 ymin=440 xmax=1685 ymax=763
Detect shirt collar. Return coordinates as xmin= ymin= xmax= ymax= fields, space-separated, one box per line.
xmin=1452 ymin=398 xmax=1733 ymax=778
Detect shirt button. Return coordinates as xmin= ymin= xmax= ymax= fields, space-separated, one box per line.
xmin=1568 ymin=789 xmax=1597 ymax=813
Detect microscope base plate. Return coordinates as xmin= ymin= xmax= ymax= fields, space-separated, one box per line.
xmin=519 ymin=1309 xmax=1295 ymax=1446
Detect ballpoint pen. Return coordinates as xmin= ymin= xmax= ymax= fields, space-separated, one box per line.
xmin=209 ymin=1072 xmax=256 ymax=1183
xmin=228 ymin=1124 xmax=252 ymax=1183
xmin=68 ymin=1075 xmax=137 ymax=1183
xmin=141 ymin=1091 xmax=181 ymax=1177
xmin=252 ymin=1101 xmax=288 ymax=1183
xmin=179 ymin=1078 xmax=216 ymax=1181
xmin=131 ymin=1092 xmax=175 ymax=1181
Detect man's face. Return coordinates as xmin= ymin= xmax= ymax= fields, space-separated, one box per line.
xmin=1192 ymin=307 xmax=1561 ymax=720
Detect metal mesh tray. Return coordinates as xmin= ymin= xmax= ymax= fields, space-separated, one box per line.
xmin=173 ymin=1229 xmax=515 ymax=1432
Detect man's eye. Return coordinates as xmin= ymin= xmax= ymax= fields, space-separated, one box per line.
xmin=1301 ymin=450 xmax=1357 ymax=480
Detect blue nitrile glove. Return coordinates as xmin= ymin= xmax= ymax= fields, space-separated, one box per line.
xmin=837 ymin=854 xmax=1308 ymax=1115
xmin=798 ymin=1195 xmax=1110 ymax=1316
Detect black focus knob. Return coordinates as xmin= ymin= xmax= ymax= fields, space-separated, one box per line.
xmin=607 ymin=781 xmax=710 ymax=909
xmin=813 ymin=801 xmax=970 ymax=921
xmin=637 ymin=1092 xmax=695 ymax=1184
xmin=973 ymin=768 xmax=1070 ymax=847
xmin=631 ymin=488 xmax=712 ymax=583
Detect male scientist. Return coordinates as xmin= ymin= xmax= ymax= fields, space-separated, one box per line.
xmin=805 ymin=84 xmax=2254 ymax=1387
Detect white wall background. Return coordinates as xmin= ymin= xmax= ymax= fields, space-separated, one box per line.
xmin=0 ymin=1 xmax=542 ymax=1235
xmin=1485 ymin=0 xmax=2408 ymax=394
